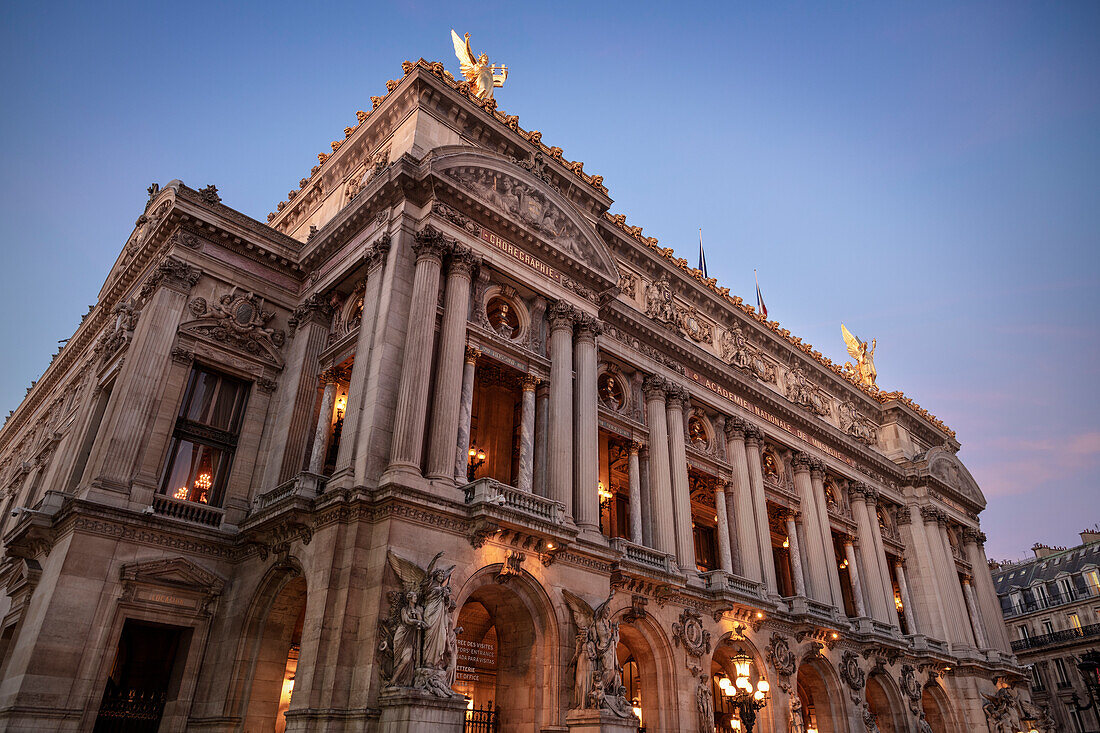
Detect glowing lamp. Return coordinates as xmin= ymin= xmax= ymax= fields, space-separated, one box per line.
xmin=731 ymin=719 xmax=742 ymax=731
xmin=753 ymin=690 xmax=764 ymax=701
xmin=782 ymin=537 xmax=790 ymax=548
xmin=807 ymin=728 xmax=819 ymax=733
xmin=755 ymin=612 xmax=764 ymax=619
xmin=632 ymin=705 xmax=642 ymax=721
xmin=736 ymin=677 xmax=752 ymax=693
xmin=731 ymin=647 xmax=753 ymax=679
xmin=469 ymin=447 xmax=476 ymax=457
xmin=718 ymin=677 xmax=732 ymax=692
xmin=756 ymin=680 xmax=769 ymax=694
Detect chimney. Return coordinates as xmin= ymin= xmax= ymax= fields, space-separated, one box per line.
xmin=1032 ymin=543 xmax=1058 ymax=559
xmin=1082 ymin=525 xmax=1100 ymax=545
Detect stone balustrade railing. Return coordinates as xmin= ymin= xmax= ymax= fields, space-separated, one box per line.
xmin=464 ymin=478 xmax=566 ymax=526
xmin=152 ymin=495 xmax=224 ymax=528
xmin=610 ymin=537 xmax=675 ymax=574
xmin=253 ymin=472 xmax=327 ymax=513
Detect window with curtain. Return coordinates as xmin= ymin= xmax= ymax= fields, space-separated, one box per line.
xmin=160 ymin=367 xmax=249 ymax=507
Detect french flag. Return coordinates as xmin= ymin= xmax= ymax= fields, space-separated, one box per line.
xmin=755 ymin=269 xmax=767 ymax=320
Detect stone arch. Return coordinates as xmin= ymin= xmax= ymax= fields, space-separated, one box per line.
xmin=866 ymin=670 xmax=908 ymax=733
xmin=710 ymin=631 xmax=776 ymax=733
xmin=796 ymin=654 xmax=850 ymax=733
xmin=427 ymin=146 xmax=620 ymax=285
xmin=226 ymin=560 xmax=307 ymax=733
xmin=921 ymin=681 xmax=961 ymax=733
xmin=453 ymin=565 xmax=560 ymax=732
xmin=613 ymin=609 xmax=678 ymax=733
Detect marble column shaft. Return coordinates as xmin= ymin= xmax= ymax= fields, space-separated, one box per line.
xmin=900 ymin=510 xmax=948 ymax=641
xmin=389 ymin=232 xmax=446 ymax=472
xmin=844 ymin=539 xmax=867 ymax=617
xmin=308 ymin=377 xmax=338 ymax=474
xmin=628 ymin=443 xmax=643 ymax=544
xmin=809 ymin=464 xmax=844 ymax=608
xmin=965 ymin=534 xmax=1011 ymax=652
xmin=665 ymin=387 xmax=696 ymax=571
xmin=921 ymin=510 xmax=967 ymax=644
xmin=786 ymin=514 xmax=806 ymax=596
xmin=744 ymin=431 xmax=778 ymax=593
xmin=937 ymin=520 xmax=977 ymax=647
xmin=547 ymin=304 xmax=574 ymax=516
xmin=866 ymin=493 xmax=901 ymax=628
xmin=894 ymin=560 xmax=918 ymax=634
xmin=516 ymin=375 xmax=538 ymax=492
xmin=714 ymin=481 xmax=734 ymax=573
xmin=426 ymin=250 xmax=477 ymax=480
xmin=962 ymin=576 xmax=988 ymax=648
xmin=572 ymin=320 xmax=600 ymax=532
xmin=639 ymin=447 xmax=653 ymax=548
xmin=792 ymin=460 xmax=830 ymax=603
xmin=533 ymin=384 xmax=549 ymax=496
xmin=643 ymin=379 xmax=675 ymax=556
xmin=454 ymin=346 xmax=480 ymax=483
xmin=725 ymin=425 xmax=762 ymax=582
xmin=851 ymin=488 xmax=891 ymax=622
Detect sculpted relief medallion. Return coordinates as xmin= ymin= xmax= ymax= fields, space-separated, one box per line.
xmin=672 ymin=608 xmax=712 ymax=658
xmin=720 ymin=324 xmax=777 ymax=384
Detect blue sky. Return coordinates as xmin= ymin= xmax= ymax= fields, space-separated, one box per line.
xmin=1 ymin=2 xmax=1096 ymax=559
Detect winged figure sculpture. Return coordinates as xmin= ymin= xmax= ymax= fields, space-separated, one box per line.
xmin=451 ymin=30 xmax=508 ymax=101
xmin=562 ymin=589 xmax=635 ymax=719
xmin=841 ymin=323 xmax=877 ymax=389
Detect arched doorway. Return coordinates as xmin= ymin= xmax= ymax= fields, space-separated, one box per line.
xmin=796 ymin=657 xmax=848 ymax=733
xmin=920 ymin=682 xmax=956 ymax=733
xmin=710 ymin=637 xmax=775 ymax=733
xmin=616 ymin=616 xmax=675 ymax=732
xmin=452 ymin=570 xmax=557 ymax=731
xmin=231 ymin=566 xmax=308 ymax=733
xmin=865 ymin=672 xmax=906 ymax=733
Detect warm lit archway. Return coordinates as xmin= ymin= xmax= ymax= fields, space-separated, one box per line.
xmin=615 ymin=613 xmax=677 ymax=733
xmin=452 ymin=566 xmax=559 ymax=731
xmin=921 ymin=681 xmax=959 ymax=733
xmin=796 ymin=656 xmax=849 ymax=733
xmin=865 ymin=671 xmax=907 ymax=733
xmin=710 ymin=634 xmax=776 ymax=733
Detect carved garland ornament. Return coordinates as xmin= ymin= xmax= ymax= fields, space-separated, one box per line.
xmin=766 ymin=632 xmax=797 ymax=680
xmin=899 ymin=664 xmax=922 ymax=715
xmin=672 ymin=608 xmax=712 ymax=658
xmin=184 ymin=288 xmax=286 ymax=367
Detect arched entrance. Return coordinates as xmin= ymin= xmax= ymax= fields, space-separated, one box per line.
xmin=796 ymin=657 xmax=848 ymax=733
xmin=865 ymin=672 xmax=906 ymax=733
xmin=229 ymin=566 xmax=308 ymax=733
xmin=920 ymin=682 xmax=957 ymax=733
xmin=710 ymin=636 xmax=775 ymax=733
xmin=616 ymin=616 xmax=675 ymax=732
xmin=452 ymin=569 xmax=557 ymax=731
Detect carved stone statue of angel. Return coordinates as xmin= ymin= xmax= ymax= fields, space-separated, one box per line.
xmin=451 ymin=30 xmax=508 ymax=101
xmin=379 ymin=550 xmax=463 ymax=698
xmin=562 ymin=589 xmax=636 ymax=720
xmin=841 ymin=323 xmax=877 ymax=389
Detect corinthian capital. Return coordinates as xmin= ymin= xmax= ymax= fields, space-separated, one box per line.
xmin=791 ymin=452 xmax=813 ymax=473
xmin=547 ymin=300 xmax=576 ymax=331
xmin=919 ymin=505 xmax=942 ymax=524
xmin=447 ymin=244 xmax=480 ymax=278
xmin=642 ymin=374 xmax=668 ymax=400
xmin=411 ymin=225 xmax=449 ymax=262
xmin=140 ymin=255 xmax=202 ymax=299
xmin=724 ymin=416 xmax=747 ymax=439
xmin=288 ymin=293 xmax=334 ymax=331
xmin=895 ymin=505 xmax=912 ymax=526
xmin=664 ymin=383 xmax=690 ymax=409
xmin=574 ymin=312 xmax=604 ymax=340
xmin=366 ymin=233 xmax=392 ymax=268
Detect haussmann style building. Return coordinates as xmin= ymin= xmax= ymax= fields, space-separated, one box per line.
xmin=991 ymin=529 xmax=1100 ymax=732
xmin=0 ymin=57 xmax=1040 ymax=733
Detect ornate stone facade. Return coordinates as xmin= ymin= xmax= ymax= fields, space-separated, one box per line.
xmin=0 ymin=59 xmax=1026 ymax=733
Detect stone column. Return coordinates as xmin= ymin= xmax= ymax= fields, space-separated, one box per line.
xmin=844 ymin=537 xmax=867 ymax=617
xmin=665 ymin=384 xmax=696 ymax=571
xmin=744 ymin=429 xmax=778 ymax=593
xmin=388 ymin=228 xmax=448 ymax=474
xmin=643 ymin=376 xmax=675 ymax=556
xmin=426 ymin=247 xmax=478 ymax=480
xmin=639 ymin=446 xmax=653 ymax=548
xmin=454 ymin=345 xmax=480 ymax=484
xmin=898 ymin=505 xmax=948 ymax=641
xmin=809 ymin=460 xmax=844 ymax=608
xmin=850 ymin=484 xmax=891 ymax=623
xmin=920 ymin=507 xmax=966 ymax=644
xmin=792 ymin=454 xmax=829 ymax=603
xmin=307 ymin=374 xmax=338 ymax=474
xmin=714 ymin=479 xmax=734 ymax=573
xmin=533 ymin=382 xmax=549 ymax=496
xmin=786 ymin=512 xmax=806 ymax=597
xmin=894 ymin=558 xmax=918 ymax=634
xmin=963 ymin=529 xmax=1011 ymax=652
xmin=866 ymin=489 xmax=902 ymax=628
xmin=937 ymin=517 xmax=977 ymax=647
xmin=85 ymin=256 xmax=201 ymax=497
xmin=516 ymin=374 xmax=538 ymax=492
xmin=961 ymin=576 xmax=988 ymax=648
xmin=725 ymin=419 xmax=762 ymax=582
xmin=334 ymin=236 xmax=390 ymax=485
xmin=261 ymin=295 xmax=333 ymax=487
xmin=547 ymin=302 xmax=575 ymax=517
xmin=572 ymin=315 xmax=601 ymax=534
xmin=628 ymin=442 xmax=643 ymax=544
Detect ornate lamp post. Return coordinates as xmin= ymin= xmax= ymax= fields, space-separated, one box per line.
xmin=718 ymin=647 xmax=769 ymax=733
xmin=1070 ymin=650 xmax=1100 ymax=717
xmin=466 ymin=445 xmax=486 ymax=481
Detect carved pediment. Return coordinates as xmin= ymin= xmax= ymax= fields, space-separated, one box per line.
xmin=431 ymin=148 xmax=619 ymax=284
xmin=180 ymin=287 xmax=286 ymax=368
xmin=119 ymin=557 xmax=225 ymax=594
xmin=926 ymin=448 xmax=986 ymax=509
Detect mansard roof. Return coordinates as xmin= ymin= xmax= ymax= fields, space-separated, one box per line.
xmin=992 ymin=540 xmax=1100 ymax=593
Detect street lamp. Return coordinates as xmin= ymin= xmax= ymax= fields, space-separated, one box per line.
xmin=720 ymin=648 xmax=769 ymax=733
xmin=1071 ymin=650 xmax=1100 ymax=715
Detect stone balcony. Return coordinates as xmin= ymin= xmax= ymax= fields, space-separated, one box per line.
xmin=462 ymin=478 xmax=577 ymax=554
xmin=608 ymin=537 xmax=679 ymax=577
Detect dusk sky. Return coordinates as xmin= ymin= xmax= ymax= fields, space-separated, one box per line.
xmin=1 ymin=2 xmax=1096 ymax=560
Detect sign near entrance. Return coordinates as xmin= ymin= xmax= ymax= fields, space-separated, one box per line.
xmin=456 ymin=636 xmax=497 ymax=683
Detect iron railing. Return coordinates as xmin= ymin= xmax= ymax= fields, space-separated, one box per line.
xmin=1012 ymin=623 xmax=1100 ymax=651
xmin=93 ymin=688 xmax=166 ymax=733
xmin=1002 ymin=585 xmax=1099 ymax=618
xmin=464 ymin=702 xmax=499 ymax=733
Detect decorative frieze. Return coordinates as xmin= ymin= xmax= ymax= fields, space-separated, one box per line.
xmin=720 ymin=324 xmax=776 ymax=383
xmin=785 ymin=364 xmax=831 ymax=417
xmin=183 ymin=288 xmax=286 ymax=367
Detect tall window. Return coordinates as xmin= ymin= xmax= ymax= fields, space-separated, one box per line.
xmin=1031 ymin=664 xmax=1045 ymax=691
xmin=1068 ymin=613 xmax=1082 ymax=633
xmin=1084 ymin=569 xmax=1100 ymax=594
xmin=161 ymin=367 xmax=249 ymax=507
xmin=1042 ymin=619 xmax=1054 ymax=636
xmin=1054 ymin=657 xmax=1070 ymax=685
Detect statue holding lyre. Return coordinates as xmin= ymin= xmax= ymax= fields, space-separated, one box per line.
xmin=451 ymin=30 xmax=508 ymax=101
xmin=841 ymin=323 xmax=877 ymax=389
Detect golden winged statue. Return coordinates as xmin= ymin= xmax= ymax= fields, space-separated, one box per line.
xmin=451 ymin=29 xmax=508 ymax=101
xmin=841 ymin=323 xmax=877 ymax=389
